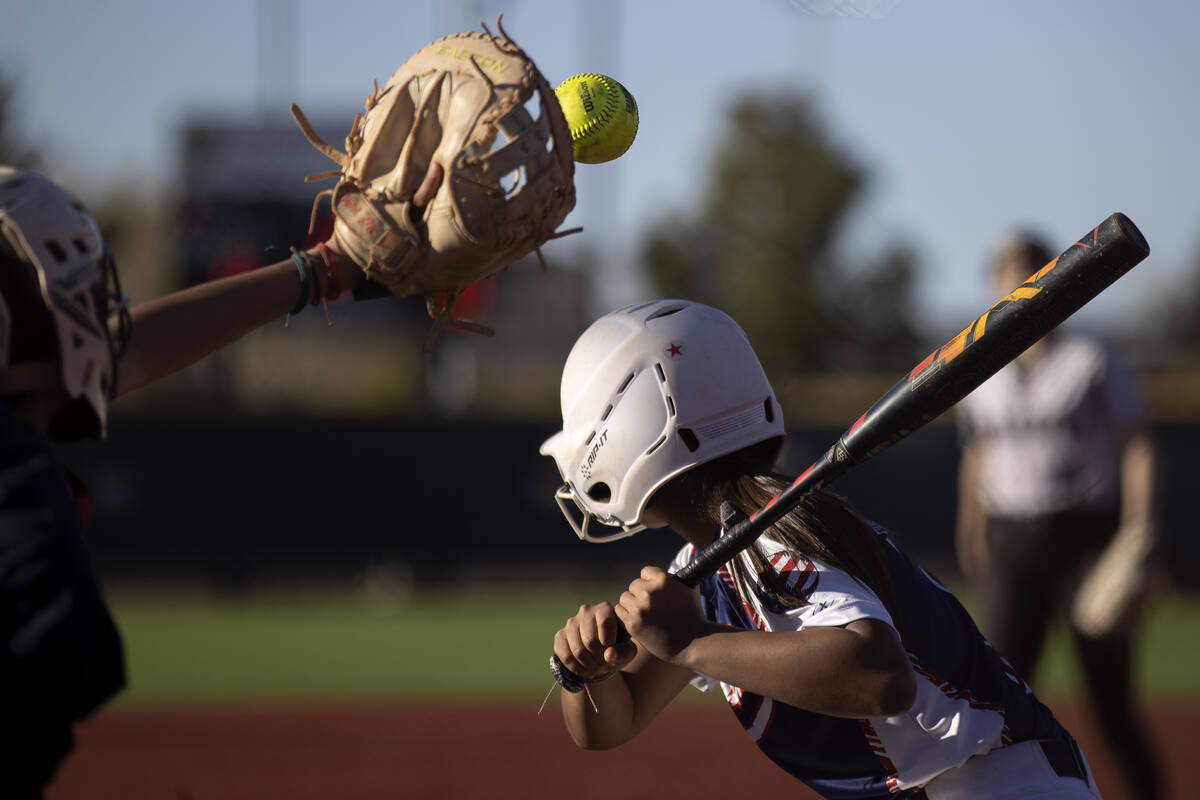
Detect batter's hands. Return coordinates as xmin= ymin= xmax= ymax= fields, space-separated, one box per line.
xmin=553 ymin=602 xmax=638 ymax=683
xmin=617 ymin=566 xmax=707 ymax=666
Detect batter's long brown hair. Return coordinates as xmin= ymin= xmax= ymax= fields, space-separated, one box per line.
xmin=668 ymin=439 xmax=903 ymax=636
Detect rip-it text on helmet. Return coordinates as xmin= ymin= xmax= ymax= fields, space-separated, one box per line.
xmin=579 ymin=429 xmax=609 ymax=481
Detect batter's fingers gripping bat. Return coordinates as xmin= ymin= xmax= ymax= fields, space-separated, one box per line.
xmin=549 ymin=212 xmax=1150 ymax=693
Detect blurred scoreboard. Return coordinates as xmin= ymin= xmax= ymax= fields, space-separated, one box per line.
xmin=178 ymin=112 xmax=345 ymax=286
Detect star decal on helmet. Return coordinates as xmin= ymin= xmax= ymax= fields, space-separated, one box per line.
xmin=666 ymin=343 xmax=682 ymax=357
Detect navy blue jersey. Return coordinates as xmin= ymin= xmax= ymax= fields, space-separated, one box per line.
xmin=671 ymin=525 xmax=1072 ymax=799
xmin=0 ymin=409 xmax=124 ymax=790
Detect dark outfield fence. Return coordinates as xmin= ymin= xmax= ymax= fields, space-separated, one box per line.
xmin=60 ymin=418 xmax=1200 ymax=589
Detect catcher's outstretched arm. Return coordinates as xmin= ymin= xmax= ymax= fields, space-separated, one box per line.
xmin=112 ymin=245 xmax=355 ymax=398
xmin=112 ymin=163 xmax=446 ymax=398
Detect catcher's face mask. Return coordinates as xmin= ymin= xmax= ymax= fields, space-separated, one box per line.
xmin=540 ymin=300 xmax=785 ymax=543
xmin=0 ymin=166 xmax=131 ymax=439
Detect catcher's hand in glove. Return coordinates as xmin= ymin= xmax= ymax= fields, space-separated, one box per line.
xmin=291 ymin=16 xmax=579 ymax=341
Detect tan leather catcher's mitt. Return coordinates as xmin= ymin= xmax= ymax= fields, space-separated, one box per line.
xmin=291 ymin=17 xmax=578 ymax=337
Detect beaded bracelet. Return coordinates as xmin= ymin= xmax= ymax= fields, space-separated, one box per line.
xmin=288 ymin=250 xmax=314 ymax=315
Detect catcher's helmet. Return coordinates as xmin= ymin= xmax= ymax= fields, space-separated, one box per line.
xmin=0 ymin=166 xmax=130 ymax=439
xmin=541 ymin=299 xmax=785 ymax=542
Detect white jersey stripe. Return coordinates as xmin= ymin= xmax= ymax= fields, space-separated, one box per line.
xmin=746 ymin=697 xmax=775 ymax=743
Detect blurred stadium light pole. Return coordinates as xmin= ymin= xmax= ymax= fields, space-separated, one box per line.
xmin=579 ymin=0 xmax=630 ymax=313
xmin=256 ymin=0 xmax=299 ymax=116
xmin=437 ymin=0 xmax=494 ymax=35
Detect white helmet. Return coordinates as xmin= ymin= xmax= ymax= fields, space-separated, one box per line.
xmin=0 ymin=166 xmax=130 ymax=439
xmin=541 ymin=299 xmax=785 ymax=542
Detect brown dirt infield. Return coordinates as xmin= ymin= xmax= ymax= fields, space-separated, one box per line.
xmin=47 ymin=699 xmax=1197 ymax=799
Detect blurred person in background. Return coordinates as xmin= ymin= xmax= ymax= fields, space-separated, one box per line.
xmin=956 ymin=231 xmax=1163 ymax=800
xmin=0 ymin=163 xmax=439 ymax=796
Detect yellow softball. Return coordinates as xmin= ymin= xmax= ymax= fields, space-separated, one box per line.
xmin=554 ymin=73 xmax=639 ymax=164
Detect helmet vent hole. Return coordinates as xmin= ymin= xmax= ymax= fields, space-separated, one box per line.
xmin=587 ymin=483 xmax=612 ymax=502
xmin=678 ymin=428 xmax=700 ymax=452
xmin=46 ymin=240 xmax=67 ymax=262
xmin=654 ymin=363 xmax=666 ymax=382
xmin=617 ymin=373 xmax=635 ymax=394
xmin=584 ymin=431 xmax=595 ymax=446
xmin=72 ymin=238 xmax=90 ymax=255
xmin=646 ymin=435 xmax=668 ymax=455
xmin=646 ymin=306 xmax=684 ymax=321
xmin=600 ymin=404 xmax=613 ymax=421
xmin=764 ymin=398 xmax=775 ymax=423
xmin=666 ymin=396 xmax=676 ymax=416
xmin=72 ymin=333 xmax=85 ymax=350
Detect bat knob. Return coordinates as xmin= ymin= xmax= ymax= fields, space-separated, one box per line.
xmin=549 ymin=654 xmax=586 ymax=693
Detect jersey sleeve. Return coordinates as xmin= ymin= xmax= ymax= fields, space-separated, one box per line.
xmin=667 ymin=543 xmax=695 ymax=576
xmin=686 ymin=570 xmax=897 ymax=693
xmin=674 ymin=541 xmax=897 ymax=693
xmin=771 ymin=565 xmax=895 ymax=631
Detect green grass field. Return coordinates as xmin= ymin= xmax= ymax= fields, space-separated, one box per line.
xmin=108 ymin=583 xmax=1200 ymax=706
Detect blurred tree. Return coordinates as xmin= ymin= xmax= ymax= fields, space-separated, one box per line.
xmin=1 ymin=65 xmax=178 ymax=306
xmin=641 ymin=91 xmax=921 ymax=375
xmin=829 ymin=239 xmax=922 ymax=370
xmin=89 ymin=183 xmax=181 ymax=304
xmin=0 ymin=68 xmax=41 ymax=168
xmin=1158 ymin=243 xmax=1200 ymax=366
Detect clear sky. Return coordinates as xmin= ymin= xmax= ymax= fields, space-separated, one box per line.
xmin=4 ymin=0 xmax=1197 ymax=337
